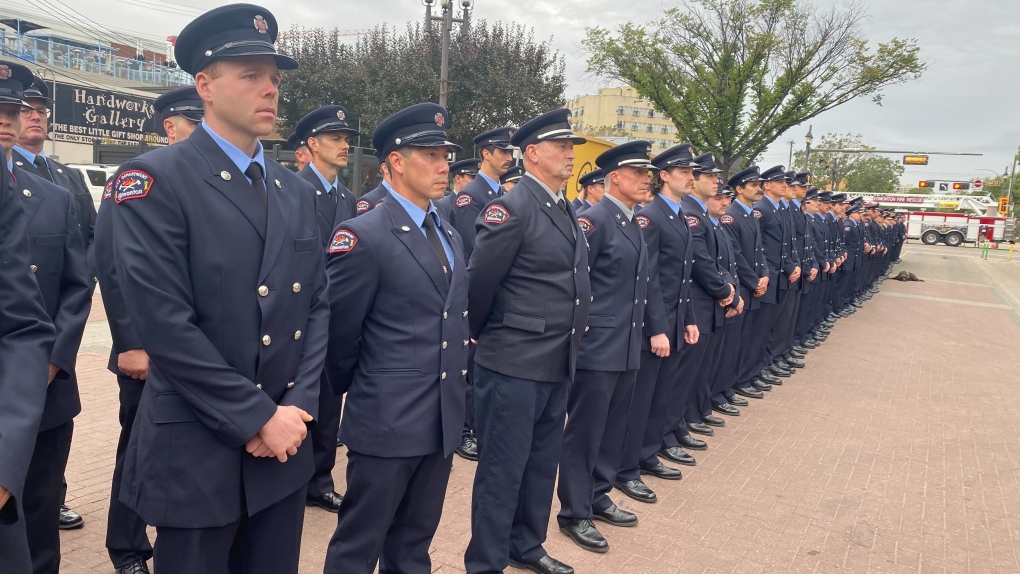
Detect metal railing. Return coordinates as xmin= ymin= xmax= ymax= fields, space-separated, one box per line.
xmin=0 ymin=31 xmax=192 ymax=87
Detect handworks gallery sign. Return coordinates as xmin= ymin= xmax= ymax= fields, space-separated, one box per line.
xmin=52 ymin=83 xmax=168 ymax=146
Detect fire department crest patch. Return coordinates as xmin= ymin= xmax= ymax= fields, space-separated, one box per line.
xmin=752 ymin=209 xmax=762 ymax=219
xmin=114 ymin=170 xmax=154 ymax=203
xmin=455 ymin=194 xmax=472 ymax=208
xmin=577 ymin=217 xmax=594 ymax=236
xmin=0 ymin=65 xmax=10 ymax=80
xmin=686 ymin=215 xmax=700 ymax=228
xmin=636 ymin=215 xmax=649 ymax=229
xmin=102 ymin=178 xmax=114 ymax=201
xmin=845 ymin=225 xmax=852 ymax=232
xmin=356 ymin=200 xmax=370 ymax=213
xmin=435 ymin=113 xmax=445 ymax=127
xmin=337 ymin=109 xmax=346 ymax=121
xmin=720 ymin=214 xmax=734 ymax=225
xmin=483 ymin=204 xmax=510 ymax=225
xmin=328 ymin=229 xmax=358 ymax=254
xmin=253 ymin=15 xmax=269 ymax=34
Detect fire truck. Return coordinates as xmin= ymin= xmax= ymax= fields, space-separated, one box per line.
xmin=845 ymin=193 xmax=1016 ymax=247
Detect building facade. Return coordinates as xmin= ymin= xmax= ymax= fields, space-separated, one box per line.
xmin=566 ymin=86 xmax=680 ymax=152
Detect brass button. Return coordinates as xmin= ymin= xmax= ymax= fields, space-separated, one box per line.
xmin=262 ymin=335 xmax=271 ymax=346
xmin=462 ymin=310 xmax=468 ymax=317
xmin=461 ymin=370 xmax=468 ymax=376
xmin=220 ymin=171 xmax=231 ymax=181
xmin=287 ymin=381 xmax=295 ymax=388
xmin=23 ymin=189 xmax=31 ymax=197
xmin=30 ymin=264 xmax=37 ymax=272
xmin=294 ymin=331 xmax=302 ymax=340
xmin=292 ymin=283 xmax=301 ymax=293
xmin=443 ymin=312 xmax=448 ymax=319
xmin=441 ymin=372 xmax=447 ymax=380
xmin=258 ymin=285 xmax=269 ymax=296
xmin=256 ymin=383 xmax=262 ymax=389
xmin=463 ymin=340 xmax=469 ymax=346
xmin=571 ymin=329 xmax=575 ymax=334
xmin=575 ymin=299 xmax=580 ymax=306
xmin=584 ymin=326 xmax=589 ymax=332
xmin=442 ymin=341 xmax=447 ymax=349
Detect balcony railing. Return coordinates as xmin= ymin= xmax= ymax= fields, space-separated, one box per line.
xmin=0 ymin=31 xmax=193 ymax=87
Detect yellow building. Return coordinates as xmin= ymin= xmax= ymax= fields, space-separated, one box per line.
xmin=566 ymin=86 xmax=680 ymax=153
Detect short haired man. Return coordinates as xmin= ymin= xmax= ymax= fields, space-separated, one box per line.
xmin=572 ymin=168 xmax=604 ymax=214
xmin=499 ymin=164 xmax=523 ymax=193
xmin=287 ymin=132 xmax=311 ymax=171
xmin=153 ymin=86 xmax=203 ymax=143
xmin=450 ymin=158 xmax=480 ymax=192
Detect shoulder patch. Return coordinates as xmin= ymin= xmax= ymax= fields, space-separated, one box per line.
xmin=752 ymin=209 xmax=762 ymax=219
xmin=577 ymin=216 xmax=594 ymax=236
xmin=455 ymin=194 xmax=473 ymax=208
xmin=636 ymin=215 xmax=649 ymax=229
xmin=686 ymin=215 xmax=700 ymax=228
xmin=356 ymin=199 xmax=371 ymax=214
xmin=483 ymin=204 xmax=510 ymax=225
xmin=720 ymin=214 xmax=734 ymax=225
xmin=844 ymin=225 xmax=852 ymax=232
xmin=114 ymin=170 xmax=154 ymax=203
xmin=102 ymin=178 xmax=114 ymax=201
xmin=328 ymin=229 xmax=358 ymax=254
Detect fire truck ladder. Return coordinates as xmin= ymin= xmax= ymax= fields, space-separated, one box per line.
xmin=844 ymin=193 xmax=994 ymax=215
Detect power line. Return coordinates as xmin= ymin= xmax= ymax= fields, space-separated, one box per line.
xmin=108 ymin=0 xmax=204 ymax=17
xmin=40 ymin=0 xmax=143 ymax=46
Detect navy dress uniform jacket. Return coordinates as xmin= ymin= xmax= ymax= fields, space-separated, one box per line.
xmin=575 ymin=199 xmax=647 ymax=372
xmin=680 ymin=195 xmax=732 ymax=332
xmin=95 ymin=187 xmax=143 ymax=373
xmin=355 ymin=182 xmax=388 ymax=216
xmin=440 ymin=175 xmax=500 ymax=260
xmin=468 ymin=174 xmax=591 ymax=384
xmin=296 ymin=165 xmax=357 ymax=244
xmin=843 ymin=220 xmax=860 ymax=272
xmin=752 ymin=198 xmax=795 ymax=303
xmin=637 ymin=195 xmax=695 ymax=351
xmin=793 ymin=205 xmax=818 ymax=291
xmin=323 ymin=193 xmax=470 ymax=458
xmin=14 ymin=151 xmax=98 ymax=281
xmin=0 ymin=167 xmax=55 ymax=524
xmin=110 ymin=125 xmax=330 ymax=529
xmin=16 ymin=167 xmax=92 ymax=431
xmin=722 ymin=203 xmax=767 ymax=312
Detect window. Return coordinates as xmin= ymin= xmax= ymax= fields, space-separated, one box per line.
xmin=631 ymin=122 xmax=639 ymax=131
xmin=659 ymin=140 xmax=668 ymax=148
xmin=617 ymin=106 xmax=625 ymax=115
xmin=646 ymin=124 xmax=654 ymax=132
xmin=632 ymin=108 xmax=640 ymax=116
xmin=85 ymin=169 xmax=108 ymax=187
xmin=647 ymin=109 xmax=654 ymax=118
xmin=616 ymin=121 xmax=624 ymax=129
xmin=661 ymin=125 xmax=669 ymax=134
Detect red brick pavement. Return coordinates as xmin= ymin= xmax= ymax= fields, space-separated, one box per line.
xmin=59 ymin=245 xmax=1020 ymax=573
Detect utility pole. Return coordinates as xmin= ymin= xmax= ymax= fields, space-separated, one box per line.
xmin=424 ymin=0 xmax=474 ymax=108
xmin=804 ymin=125 xmax=813 ymax=171
xmin=787 ymin=140 xmax=794 ymax=167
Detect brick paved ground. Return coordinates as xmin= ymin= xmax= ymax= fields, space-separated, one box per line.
xmin=58 ymin=243 xmax=1020 ymax=574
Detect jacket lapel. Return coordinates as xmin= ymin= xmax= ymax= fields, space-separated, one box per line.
xmin=190 ymin=126 xmax=267 ymax=240
xmin=383 ymin=194 xmax=450 ymax=298
xmin=298 ymin=166 xmax=336 ymax=229
xmin=258 ymin=163 xmax=290 ymax=283
xmin=13 ymin=167 xmax=44 ymax=222
xmin=522 ymin=178 xmax=575 ymax=245
xmin=603 ymin=198 xmax=641 ymax=253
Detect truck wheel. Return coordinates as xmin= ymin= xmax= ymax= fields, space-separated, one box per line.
xmin=921 ymin=230 xmax=941 ymax=245
xmin=943 ymin=231 xmax=964 ymax=247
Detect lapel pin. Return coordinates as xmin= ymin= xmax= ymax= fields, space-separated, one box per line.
xmin=220 ymin=171 xmax=231 ymax=181
xmin=401 ymin=226 xmax=411 ymax=232
xmin=316 ymin=190 xmax=322 ymax=195
xmin=275 ymin=179 xmax=281 ymax=188
xmin=57 ymin=168 xmax=63 ymax=174
xmin=23 ymin=189 xmax=31 ymax=197
xmin=546 ymin=202 xmax=551 ymax=208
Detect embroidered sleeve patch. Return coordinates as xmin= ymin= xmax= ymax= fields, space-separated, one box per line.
xmin=686 ymin=215 xmax=700 ymax=228
xmin=636 ymin=215 xmax=649 ymax=229
xmin=577 ymin=216 xmax=594 ymax=236
xmin=483 ymin=204 xmax=510 ymax=225
xmin=114 ymin=170 xmax=154 ymax=203
xmin=102 ymin=177 xmax=114 ymax=201
xmin=752 ymin=209 xmax=762 ymax=219
xmin=720 ymin=214 xmax=734 ymax=225
xmin=455 ymin=194 xmax=473 ymax=208
xmin=328 ymin=229 xmax=358 ymax=254
xmin=844 ymin=225 xmax=852 ymax=232
xmin=356 ymin=200 xmax=371 ymax=214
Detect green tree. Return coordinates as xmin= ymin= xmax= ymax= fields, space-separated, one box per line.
xmin=277 ymin=22 xmax=566 ymax=154
xmin=792 ymin=133 xmax=903 ymax=193
xmin=582 ymin=0 xmax=927 ymax=177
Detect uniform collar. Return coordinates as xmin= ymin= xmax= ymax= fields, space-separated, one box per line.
xmin=13 ymin=145 xmax=43 ymax=165
xmin=381 ymin=179 xmax=394 ymax=193
xmin=524 ymin=172 xmax=564 ymax=204
xmin=602 ymin=192 xmax=634 ymax=220
xmin=658 ymin=193 xmax=681 ymax=215
xmin=688 ymin=194 xmax=707 ymax=212
xmin=477 ymin=170 xmax=500 ymax=195
xmin=390 ymin=188 xmax=441 ymax=231
xmin=709 ymin=216 xmax=719 ymax=226
xmin=308 ymin=162 xmax=338 ymax=192
xmin=791 ymin=199 xmax=801 ymax=208
xmin=202 ymin=120 xmax=265 ymax=184
xmin=764 ymin=195 xmax=780 ymax=209
xmin=780 ymin=198 xmax=789 ymax=207
xmin=734 ymin=200 xmax=752 ymax=214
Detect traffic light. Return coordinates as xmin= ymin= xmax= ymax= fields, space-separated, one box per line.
xmin=999 ymin=197 xmax=1009 ymax=215
xmin=918 ymin=180 xmax=932 ymax=188
xmin=952 ymin=182 xmax=970 ymax=190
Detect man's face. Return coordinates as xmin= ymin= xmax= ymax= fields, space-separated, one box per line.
xmin=706 ymin=194 xmax=727 ymax=218
xmin=294 ymin=145 xmax=312 ymax=170
xmin=692 ymin=172 xmax=718 ymax=199
xmin=661 ymin=166 xmax=695 ymax=197
xmin=736 ymin=181 xmax=761 ymax=204
xmin=392 ymin=146 xmax=452 ymax=202
xmin=609 ymin=166 xmax=651 ymax=207
xmin=483 ymin=146 xmax=514 ymax=177
xmin=165 ymin=116 xmax=199 ymax=144
xmin=763 ymin=180 xmax=786 ymax=198
xmin=849 ymin=211 xmax=861 ymax=221
xmin=453 ymin=173 xmax=475 ymax=192
xmin=793 ymin=184 xmax=808 ymax=201
xmin=0 ymin=104 xmax=23 ymax=152
xmin=586 ymin=182 xmax=606 ymax=204
xmin=531 ymin=140 xmax=574 ymax=181
xmin=803 ymin=199 xmax=818 ymax=214
xmin=198 ymin=55 xmax=281 ymax=138
xmin=311 ymin=131 xmax=351 ymax=170
xmin=18 ymin=99 xmax=48 ymax=147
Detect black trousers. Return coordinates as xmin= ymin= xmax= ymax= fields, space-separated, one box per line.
xmin=465 ymin=365 xmax=567 ymax=574
xmin=153 ymin=486 xmax=306 ymax=574
xmin=737 ymin=302 xmax=778 ymax=386
xmin=661 ymin=335 xmax=711 ymax=448
xmin=323 ymin=450 xmax=451 ymax=574
xmin=769 ymin=289 xmax=799 ymax=362
xmin=106 ymin=375 xmax=153 ymax=568
xmin=618 ymin=350 xmax=682 ymax=481
xmin=557 ymin=369 xmax=636 ymax=525
xmin=24 ymin=420 xmax=73 ymax=574
xmin=309 ymin=373 xmax=341 ymax=498
xmin=711 ymin=314 xmax=745 ymax=404
xmin=688 ymin=326 xmax=728 ymax=419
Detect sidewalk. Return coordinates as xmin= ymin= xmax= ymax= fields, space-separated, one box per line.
xmin=58 ymin=243 xmax=1020 ymax=573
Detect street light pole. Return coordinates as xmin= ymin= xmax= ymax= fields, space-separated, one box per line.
xmin=804 ymin=125 xmax=813 ymax=171
xmin=424 ymin=0 xmax=473 ymax=109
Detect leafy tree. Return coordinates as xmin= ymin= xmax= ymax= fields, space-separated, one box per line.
xmin=792 ymin=133 xmax=903 ymax=193
xmin=276 ymin=22 xmax=566 ymax=154
xmin=582 ymin=0 xmax=927 ymax=177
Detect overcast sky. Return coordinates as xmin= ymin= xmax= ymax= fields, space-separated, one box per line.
xmin=70 ymin=0 xmax=1020 ymax=186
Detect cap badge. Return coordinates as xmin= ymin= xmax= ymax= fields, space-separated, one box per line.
xmin=337 ymin=109 xmax=346 ymax=121
xmin=435 ymin=113 xmax=445 ymax=127
xmin=254 ymin=15 xmax=269 ymax=34
xmin=0 ymin=65 xmax=10 ymax=80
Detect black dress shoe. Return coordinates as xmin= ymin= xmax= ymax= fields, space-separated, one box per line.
xmin=769 ymin=365 xmax=792 ymax=378
xmin=678 ymin=434 xmax=707 ymax=450
xmin=455 ymin=434 xmax=478 ymax=461
xmin=306 ymin=491 xmax=343 ymax=512
xmin=688 ymin=421 xmax=714 ymax=436
xmin=730 ymin=396 xmax=749 ymax=406
xmin=788 ymin=349 xmax=806 ymax=359
xmin=712 ymin=403 xmax=740 ymax=416
xmin=593 ymin=504 xmax=638 ymax=527
xmin=816 ymin=326 xmax=831 ymax=334
xmin=615 ymin=478 xmax=658 ymax=502
xmin=802 ymin=340 xmax=819 ymax=349
xmin=758 ymin=371 xmax=781 ymax=385
xmin=509 ymin=554 xmax=575 ymax=574
xmin=822 ymin=320 xmax=835 ymax=327
xmin=658 ymin=446 xmax=696 ymax=466
xmin=58 ymin=505 xmax=84 ymax=530
xmin=559 ymin=519 xmax=609 ymax=553
xmin=115 ymin=560 xmax=150 ymax=574
xmin=792 ymin=345 xmax=808 ymax=354
xmin=751 ymin=379 xmax=772 ymax=391
xmin=703 ymin=414 xmax=726 ymax=427
xmin=776 ymin=359 xmax=793 ymax=370
xmin=784 ymin=357 xmax=805 ymax=369
xmin=734 ymin=386 xmax=764 ymax=399
xmin=641 ymin=461 xmax=684 ymax=479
